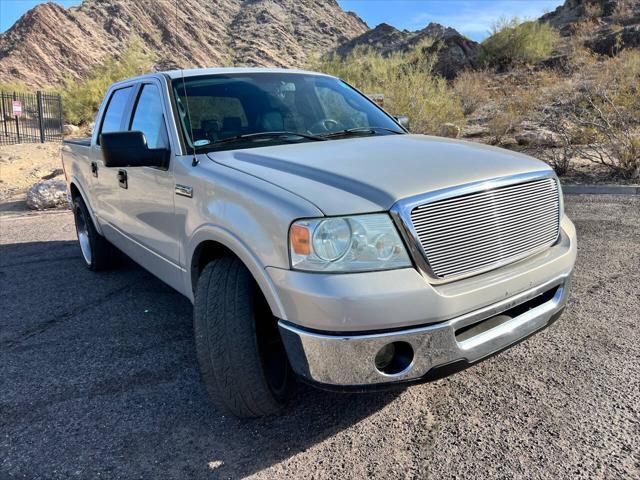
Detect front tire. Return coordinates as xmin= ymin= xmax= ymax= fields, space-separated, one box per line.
xmin=72 ymin=196 xmax=116 ymax=271
xmin=194 ymin=257 xmax=290 ymax=418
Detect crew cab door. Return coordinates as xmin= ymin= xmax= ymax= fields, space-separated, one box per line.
xmin=115 ymin=80 xmax=182 ymax=289
xmin=92 ymin=85 xmax=135 ymax=231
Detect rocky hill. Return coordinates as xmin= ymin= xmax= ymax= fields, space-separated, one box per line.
xmin=335 ymin=22 xmax=481 ymax=79
xmin=540 ymin=0 xmax=640 ymax=54
xmin=0 ymin=0 xmax=368 ymax=87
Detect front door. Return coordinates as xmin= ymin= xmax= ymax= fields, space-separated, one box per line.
xmin=116 ymin=81 xmax=182 ymax=290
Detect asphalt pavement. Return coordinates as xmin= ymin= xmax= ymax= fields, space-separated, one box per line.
xmin=1 ymin=195 xmax=638 ymax=479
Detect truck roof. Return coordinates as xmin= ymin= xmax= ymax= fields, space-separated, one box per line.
xmin=108 ymin=67 xmax=334 ymax=89
xmin=163 ymin=67 xmax=331 ymax=80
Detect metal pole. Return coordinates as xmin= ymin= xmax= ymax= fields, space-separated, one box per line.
xmin=13 ymin=92 xmax=20 ymax=144
xmin=57 ymin=94 xmax=63 ymax=140
xmin=1 ymin=93 xmax=7 ymax=140
xmin=36 ymin=91 xmax=45 ymax=143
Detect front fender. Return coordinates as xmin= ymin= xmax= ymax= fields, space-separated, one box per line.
xmin=186 ymin=224 xmax=287 ymax=320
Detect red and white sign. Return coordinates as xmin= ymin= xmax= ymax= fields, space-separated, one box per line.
xmin=12 ymin=100 xmax=22 ymax=117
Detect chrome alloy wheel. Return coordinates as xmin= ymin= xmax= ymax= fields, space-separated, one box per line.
xmin=74 ymin=206 xmax=92 ymax=265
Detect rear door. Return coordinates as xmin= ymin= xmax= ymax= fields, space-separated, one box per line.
xmin=115 ymin=79 xmax=182 ymax=288
xmin=92 ymin=85 xmax=135 ymax=232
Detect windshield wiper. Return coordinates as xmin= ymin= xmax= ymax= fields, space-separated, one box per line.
xmin=212 ymin=131 xmax=327 ymax=146
xmin=322 ymin=126 xmax=404 ymax=139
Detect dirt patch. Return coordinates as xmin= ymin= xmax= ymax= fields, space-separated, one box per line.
xmin=0 ymin=142 xmax=63 ymax=203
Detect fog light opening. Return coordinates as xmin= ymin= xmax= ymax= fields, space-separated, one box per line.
xmin=374 ymin=341 xmax=414 ymax=376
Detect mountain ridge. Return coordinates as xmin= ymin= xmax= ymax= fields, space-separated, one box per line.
xmin=0 ymin=0 xmax=368 ymax=87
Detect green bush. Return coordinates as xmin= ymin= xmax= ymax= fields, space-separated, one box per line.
xmin=60 ymin=41 xmax=155 ymax=125
xmin=311 ymin=42 xmax=465 ymax=134
xmin=0 ymin=80 xmax=32 ymax=93
xmin=481 ymin=17 xmax=559 ymax=67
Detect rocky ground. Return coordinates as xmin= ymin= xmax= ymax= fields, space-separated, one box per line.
xmin=1 ymin=195 xmax=638 ymax=479
xmin=0 ymin=142 xmax=65 ymax=211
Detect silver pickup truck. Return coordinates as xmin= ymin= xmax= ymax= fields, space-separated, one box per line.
xmin=62 ymin=67 xmax=577 ymax=418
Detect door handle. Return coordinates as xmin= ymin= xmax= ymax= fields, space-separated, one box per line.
xmin=91 ymin=161 xmax=98 ymax=177
xmin=117 ymin=169 xmax=128 ymax=189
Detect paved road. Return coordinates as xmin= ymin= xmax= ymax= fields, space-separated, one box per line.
xmin=1 ymin=195 xmax=638 ymax=479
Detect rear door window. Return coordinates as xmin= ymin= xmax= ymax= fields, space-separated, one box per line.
xmin=100 ymin=86 xmax=133 ymax=136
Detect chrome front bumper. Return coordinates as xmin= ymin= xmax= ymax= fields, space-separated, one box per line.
xmin=279 ymin=274 xmax=571 ymax=389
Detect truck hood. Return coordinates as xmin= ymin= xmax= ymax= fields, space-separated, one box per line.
xmin=208 ymin=134 xmax=552 ymax=215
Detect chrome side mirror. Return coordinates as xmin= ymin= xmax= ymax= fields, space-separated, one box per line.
xmin=395 ymin=115 xmax=410 ymax=130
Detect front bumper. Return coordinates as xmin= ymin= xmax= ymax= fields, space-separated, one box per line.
xmin=279 ymin=274 xmax=571 ymax=389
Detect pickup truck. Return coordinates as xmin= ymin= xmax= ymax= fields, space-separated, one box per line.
xmin=62 ymin=67 xmax=577 ymax=418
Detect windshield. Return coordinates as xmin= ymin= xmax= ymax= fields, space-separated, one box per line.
xmin=171 ymin=73 xmax=404 ymax=151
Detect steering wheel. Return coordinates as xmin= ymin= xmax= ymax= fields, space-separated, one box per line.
xmin=308 ymin=118 xmax=342 ymax=134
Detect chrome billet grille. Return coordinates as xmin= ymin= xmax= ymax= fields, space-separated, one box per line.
xmin=410 ymin=178 xmax=560 ymax=279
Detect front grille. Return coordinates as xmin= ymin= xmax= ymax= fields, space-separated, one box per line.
xmin=410 ymin=178 xmax=560 ymax=279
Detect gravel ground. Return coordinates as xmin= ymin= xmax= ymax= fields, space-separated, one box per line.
xmin=1 ymin=195 xmax=638 ymax=479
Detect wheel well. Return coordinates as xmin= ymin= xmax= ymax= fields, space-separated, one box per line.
xmin=190 ymin=240 xmax=234 ymax=292
xmin=69 ymin=183 xmax=81 ymax=200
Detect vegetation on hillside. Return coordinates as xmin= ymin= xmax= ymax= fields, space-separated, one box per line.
xmin=0 ymin=80 xmax=32 ymax=94
xmin=59 ymin=41 xmax=155 ymax=125
xmin=480 ymin=17 xmax=560 ymax=67
xmin=312 ymin=42 xmax=465 ymax=135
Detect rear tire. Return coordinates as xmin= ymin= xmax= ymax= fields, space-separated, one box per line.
xmin=72 ymin=196 xmax=116 ymax=271
xmin=194 ymin=257 xmax=290 ymax=418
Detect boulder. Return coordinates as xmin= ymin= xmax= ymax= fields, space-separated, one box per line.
xmin=587 ymin=25 xmax=640 ymax=55
xmin=63 ymin=124 xmax=80 ymax=136
xmin=439 ymin=123 xmax=462 ymax=138
xmin=516 ymin=130 xmax=564 ymax=147
xmin=26 ymin=179 xmax=69 ymax=210
xmin=462 ymin=125 xmax=490 ymax=138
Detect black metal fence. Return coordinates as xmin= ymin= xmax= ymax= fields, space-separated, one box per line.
xmin=0 ymin=91 xmax=63 ymax=146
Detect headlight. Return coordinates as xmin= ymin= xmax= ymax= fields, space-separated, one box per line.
xmin=289 ymin=214 xmax=412 ymax=272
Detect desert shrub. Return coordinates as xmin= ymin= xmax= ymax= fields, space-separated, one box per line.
xmin=453 ymin=70 xmax=491 ymax=115
xmin=0 ymin=80 xmax=32 ymax=94
xmin=583 ymin=1 xmax=604 ymax=20
xmin=541 ymin=50 xmax=640 ymax=178
xmin=612 ymin=0 xmax=635 ymax=22
xmin=60 ymin=41 xmax=155 ymax=125
xmin=312 ymin=43 xmax=465 ymax=134
xmin=487 ymin=86 xmax=537 ymax=143
xmin=481 ymin=17 xmax=560 ymax=67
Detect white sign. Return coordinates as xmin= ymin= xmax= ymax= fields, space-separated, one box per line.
xmin=12 ymin=100 xmax=22 ymax=117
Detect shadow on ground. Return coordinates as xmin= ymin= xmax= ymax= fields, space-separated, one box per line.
xmin=0 ymin=240 xmax=399 ymax=479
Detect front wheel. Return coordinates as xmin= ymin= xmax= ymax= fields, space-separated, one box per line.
xmin=194 ymin=257 xmax=290 ymax=418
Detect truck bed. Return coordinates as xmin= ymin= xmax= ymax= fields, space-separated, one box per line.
xmin=63 ymin=137 xmax=91 ymax=147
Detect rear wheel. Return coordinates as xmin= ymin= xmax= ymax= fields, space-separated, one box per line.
xmin=194 ymin=257 xmax=290 ymax=418
xmin=72 ymin=196 xmax=116 ymax=271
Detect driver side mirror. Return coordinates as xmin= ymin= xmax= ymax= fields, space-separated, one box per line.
xmin=101 ymin=131 xmax=169 ymax=168
xmin=395 ymin=115 xmax=410 ymax=130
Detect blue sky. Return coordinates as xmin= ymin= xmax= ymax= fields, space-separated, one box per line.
xmin=338 ymin=1 xmax=565 ymax=40
xmin=1 ymin=1 xmax=565 ymax=39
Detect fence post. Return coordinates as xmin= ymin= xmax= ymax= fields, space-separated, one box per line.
xmin=57 ymin=94 xmax=64 ymax=139
xmin=13 ymin=92 xmax=20 ymax=143
xmin=36 ymin=91 xmax=46 ymax=143
xmin=1 ymin=93 xmax=7 ymax=139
